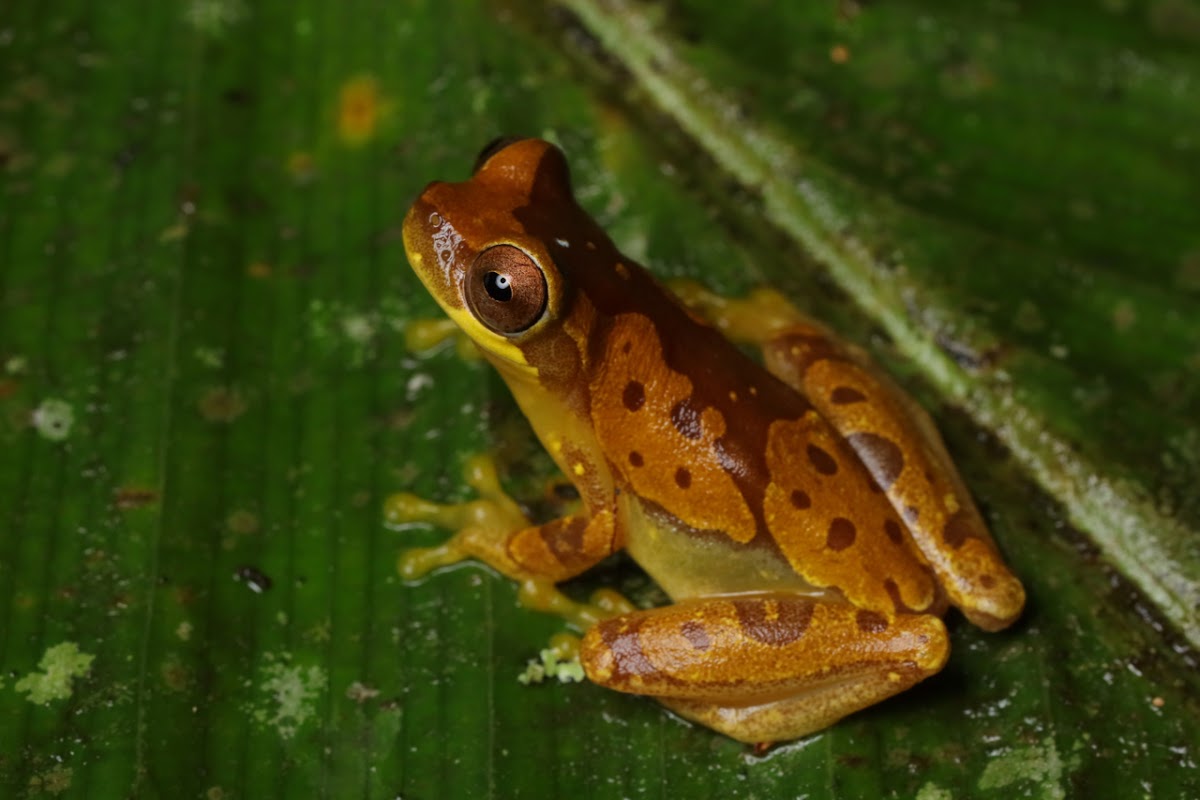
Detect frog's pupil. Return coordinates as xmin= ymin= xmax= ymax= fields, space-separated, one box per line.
xmin=484 ymin=271 xmax=513 ymax=302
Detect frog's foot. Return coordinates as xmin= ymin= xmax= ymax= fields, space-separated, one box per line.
xmin=668 ymin=280 xmax=805 ymax=345
xmin=520 ymin=583 xmax=638 ymax=632
xmin=386 ymin=453 xmax=529 ymax=580
xmin=404 ymin=316 xmax=482 ymax=361
xmin=386 ymin=454 xmax=635 ymax=629
xmin=580 ymin=593 xmax=949 ymax=744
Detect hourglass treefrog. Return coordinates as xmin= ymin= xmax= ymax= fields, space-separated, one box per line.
xmin=390 ymin=138 xmax=1024 ymax=744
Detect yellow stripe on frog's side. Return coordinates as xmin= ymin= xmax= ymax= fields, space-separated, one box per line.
xmin=590 ymin=313 xmax=758 ymax=542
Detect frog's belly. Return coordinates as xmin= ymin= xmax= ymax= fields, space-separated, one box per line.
xmin=620 ymin=495 xmax=827 ymax=601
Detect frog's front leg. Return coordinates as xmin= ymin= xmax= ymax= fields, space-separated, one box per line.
xmin=671 ymin=281 xmax=1025 ymax=631
xmin=386 ymin=454 xmax=629 ymax=628
xmin=580 ymin=593 xmax=949 ymax=744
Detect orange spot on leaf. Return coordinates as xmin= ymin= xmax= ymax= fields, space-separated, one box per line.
xmin=337 ymin=75 xmax=386 ymax=146
xmin=198 ymin=386 xmax=247 ymax=423
xmin=113 ymin=486 xmax=159 ymax=510
xmin=246 ymin=261 xmax=272 ymax=278
xmin=286 ymin=151 xmax=315 ymax=182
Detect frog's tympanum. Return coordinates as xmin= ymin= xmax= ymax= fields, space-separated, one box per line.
xmin=393 ymin=138 xmax=1024 ymax=744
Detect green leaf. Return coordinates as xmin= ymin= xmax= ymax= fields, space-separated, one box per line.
xmin=1 ymin=0 xmax=1197 ymax=798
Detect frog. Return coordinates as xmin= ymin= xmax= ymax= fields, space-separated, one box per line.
xmin=390 ymin=137 xmax=1025 ymax=744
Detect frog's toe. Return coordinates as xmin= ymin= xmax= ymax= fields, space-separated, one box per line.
xmin=397 ymin=541 xmax=471 ymax=580
xmin=383 ymin=491 xmax=446 ymax=528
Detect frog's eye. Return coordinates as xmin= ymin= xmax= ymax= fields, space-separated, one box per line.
xmin=464 ymin=245 xmax=547 ymax=335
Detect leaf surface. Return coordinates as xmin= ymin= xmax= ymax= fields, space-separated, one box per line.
xmin=0 ymin=1 xmax=1197 ymax=797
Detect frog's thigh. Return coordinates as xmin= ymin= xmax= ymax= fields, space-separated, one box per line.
xmin=579 ymin=594 xmax=948 ymax=744
xmin=673 ymin=283 xmax=1023 ymax=630
xmin=761 ymin=323 xmax=1023 ymax=630
xmin=667 ymin=281 xmax=1022 ymax=633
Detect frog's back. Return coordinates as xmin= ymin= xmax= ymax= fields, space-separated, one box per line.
xmin=501 ymin=146 xmax=942 ymax=616
xmin=591 ymin=311 xmax=937 ymax=613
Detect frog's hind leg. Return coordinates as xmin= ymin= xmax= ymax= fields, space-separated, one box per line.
xmin=579 ymin=593 xmax=949 ymax=744
xmin=670 ymin=281 xmax=1024 ymax=631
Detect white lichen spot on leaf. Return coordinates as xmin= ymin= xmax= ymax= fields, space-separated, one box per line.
xmin=341 ymin=312 xmax=377 ymax=345
xmin=916 ymin=783 xmax=953 ymax=800
xmin=27 ymin=764 xmax=72 ymax=795
xmin=977 ymin=735 xmax=1083 ymax=800
xmin=194 ymin=346 xmax=226 ymax=369
xmin=248 ymin=652 xmax=327 ymax=740
xmin=183 ymin=0 xmax=247 ymax=35
xmin=5 ymin=355 xmax=27 ymax=375
xmin=15 ymin=642 xmax=95 ymax=705
xmin=345 ymin=681 xmax=381 ymax=703
xmin=517 ymin=647 xmax=585 ymax=685
xmin=307 ymin=300 xmax=390 ymax=367
xmin=32 ymin=398 xmax=74 ymax=441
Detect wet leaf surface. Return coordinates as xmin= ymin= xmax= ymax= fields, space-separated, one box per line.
xmin=1 ymin=1 xmax=1197 ymax=797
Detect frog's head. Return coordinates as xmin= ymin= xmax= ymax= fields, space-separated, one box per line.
xmin=402 ymin=138 xmax=579 ymax=369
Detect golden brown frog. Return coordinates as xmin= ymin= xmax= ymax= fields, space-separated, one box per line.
xmin=390 ymin=138 xmax=1024 ymax=744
